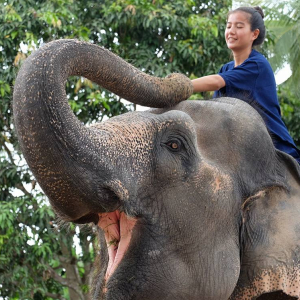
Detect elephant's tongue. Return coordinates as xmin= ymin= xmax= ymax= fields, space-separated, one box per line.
xmin=98 ymin=211 xmax=137 ymax=281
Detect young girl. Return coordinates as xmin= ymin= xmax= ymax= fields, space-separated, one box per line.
xmin=192 ymin=6 xmax=300 ymax=164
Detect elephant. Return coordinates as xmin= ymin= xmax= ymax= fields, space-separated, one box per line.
xmin=13 ymin=39 xmax=300 ymax=300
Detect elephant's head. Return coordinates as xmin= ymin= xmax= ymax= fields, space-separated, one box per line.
xmin=13 ymin=40 xmax=300 ymax=300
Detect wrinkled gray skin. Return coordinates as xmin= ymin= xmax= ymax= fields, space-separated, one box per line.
xmin=13 ymin=40 xmax=300 ymax=300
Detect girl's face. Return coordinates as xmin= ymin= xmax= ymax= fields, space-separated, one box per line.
xmin=225 ymin=11 xmax=259 ymax=52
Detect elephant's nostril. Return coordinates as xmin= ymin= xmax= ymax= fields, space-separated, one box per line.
xmin=74 ymin=213 xmax=99 ymax=225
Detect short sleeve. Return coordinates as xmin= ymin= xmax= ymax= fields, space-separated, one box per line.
xmin=219 ymin=60 xmax=259 ymax=91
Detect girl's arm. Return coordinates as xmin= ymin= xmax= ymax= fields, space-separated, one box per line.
xmin=192 ymin=75 xmax=226 ymax=93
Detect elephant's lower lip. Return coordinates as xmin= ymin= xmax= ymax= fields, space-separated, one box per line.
xmin=98 ymin=211 xmax=137 ymax=282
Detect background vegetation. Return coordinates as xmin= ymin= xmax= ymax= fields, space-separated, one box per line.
xmin=0 ymin=0 xmax=299 ymax=299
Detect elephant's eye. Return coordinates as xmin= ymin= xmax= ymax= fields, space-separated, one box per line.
xmin=165 ymin=140 xmax=181 ymax=152
xmin=169 ymin=142 xmax=178 ymax=149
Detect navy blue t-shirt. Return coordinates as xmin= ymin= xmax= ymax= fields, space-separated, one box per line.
xmin=213 ymin=49 xmax=300 ymax=163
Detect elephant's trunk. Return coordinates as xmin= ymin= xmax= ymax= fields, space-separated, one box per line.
xmin=13 ymin=40 xmax=191 ymax=221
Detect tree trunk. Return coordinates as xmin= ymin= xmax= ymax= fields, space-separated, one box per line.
xmin=60 ymin=236 xmax=85 ymax=300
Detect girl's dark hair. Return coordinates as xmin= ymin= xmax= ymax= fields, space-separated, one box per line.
xmin=228 ymin=6 xmax=266 ymax=46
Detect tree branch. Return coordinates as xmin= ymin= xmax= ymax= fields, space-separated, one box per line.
xmin=81 ymin=236 xmax=93 ymax=284
xmin=2 ymin=139 xmax=14 ymax=164
xmin=58 ymin=255 xmax=73 ymax=265
xmin=48 ymin=267 xmax=85 ymax=300
xmin=44 ymin=292 xmax=66 ymax=300
xmin=1 ymin=138 xmax=32 ymax=198
xmin=57 ymin=254 xmax=83 ymax=286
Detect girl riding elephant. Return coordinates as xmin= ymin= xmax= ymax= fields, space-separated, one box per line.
xmin=192 ymin=6 xmax=300 ymax=164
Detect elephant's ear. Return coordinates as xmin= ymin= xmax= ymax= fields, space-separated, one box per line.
xmin=230 ymin=151 xmax=300 ymax=300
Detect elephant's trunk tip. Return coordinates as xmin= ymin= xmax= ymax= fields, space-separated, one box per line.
xmin=163 ymin=73 xmax=194 ymax=105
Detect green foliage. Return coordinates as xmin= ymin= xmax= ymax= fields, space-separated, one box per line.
xmin=243 ymin=0 xmax=300 ymax=101
xmin=1 ymin=196 xmax=60 ymax=297
xmin=98 ymin=0 xmax=231 ymax=78
xmin=0 ymin=194 xmax=96 ymax=299
xmin=266 ymin=0 xmax=300 ymax=97
xmin=278 ymin=83 xmax=300 ymax=148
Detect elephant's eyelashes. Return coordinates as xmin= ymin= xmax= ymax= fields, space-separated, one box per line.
xmin=98 ymin=211 xmax=137 ymax=282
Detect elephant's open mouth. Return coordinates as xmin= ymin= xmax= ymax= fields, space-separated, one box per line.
xmin=98 ymin=211 xmax=137 ymax=281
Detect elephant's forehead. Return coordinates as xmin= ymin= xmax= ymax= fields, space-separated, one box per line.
xmin=167 ymin=99 xmax=270 ymax=149
xmin=182 ymin=99 xmax=263 ymax=126
xmin=92 ymin=110 xmax=195 ymax=141
xmin=88 ymin=115 xmax=155 ymax=171
xmin=91 ymin=113 xmax=155 ymax=153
